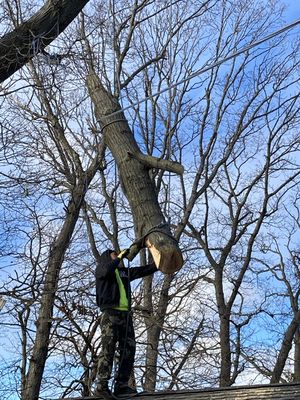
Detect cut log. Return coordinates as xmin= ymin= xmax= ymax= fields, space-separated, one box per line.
xmin=145 ymin=237 xmax=183 ymax=275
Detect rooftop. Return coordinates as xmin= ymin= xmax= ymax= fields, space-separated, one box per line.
xmin=61 ymin=382 xmax=300 ymax=400
xmin=135 ymin=383 xmax=300 ymax=400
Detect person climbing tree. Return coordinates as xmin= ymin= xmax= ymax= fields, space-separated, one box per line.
xmin=94 ymin=248 xmax=158 ymax=399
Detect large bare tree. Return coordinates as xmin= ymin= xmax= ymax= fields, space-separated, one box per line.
xmin=1 ymin=0 xmax=300 ymax=398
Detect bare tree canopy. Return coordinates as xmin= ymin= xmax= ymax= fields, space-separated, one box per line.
xmin=0 ymin=0 xmax=90 ymax=83
xmin=1 ymin=0 xmax=300 ymax=399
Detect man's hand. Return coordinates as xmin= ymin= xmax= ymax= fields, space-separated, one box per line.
xmin=117 ymin=248 xmax=130 ymax=260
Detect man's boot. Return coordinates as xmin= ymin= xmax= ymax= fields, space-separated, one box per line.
xmin=113 ymin=383 xmax=138 ymax=398
xmin=94 ymin=381 xmax=113 ymax=399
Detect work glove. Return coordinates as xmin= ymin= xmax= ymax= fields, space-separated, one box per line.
xmin=117 ymin=248 xmax=130 ymax=260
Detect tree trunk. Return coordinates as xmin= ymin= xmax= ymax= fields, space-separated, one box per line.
xmin=144 ymin=325 xmax=161 ymax=391
xmin=294 ymin=327 xmax=300 ymax=382
xmin=214 ymin=266 xmax=232 ymax=387
xmin=86 ymin=72 xmax=183 ymax=274
xmin=219 ymin=312 xmax=232 ymax=386
xmin=0 ymin=0 xmax=90 ymax=83
xmin=271 ymin=310 xmax=300 ymax=383
xmin=22 ymin=173 xmax=96 ymax=400
xmin=143 ymin=274 xmax=172 ymax=391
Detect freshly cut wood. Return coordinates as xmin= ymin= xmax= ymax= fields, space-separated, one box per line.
xmin=146 ymin=238 xmax=183 ymax=274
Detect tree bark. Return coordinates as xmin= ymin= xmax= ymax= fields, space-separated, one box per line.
xmin=143 ymin=274 xmax=172 ymax=391
xmin=219 ymin=312 xmax=232 ymax=386
xmin=270 ymin=310 xmax=300 ymax=383
xmin=127 ymin=151 xmax=184 ymax=175
xmin=86 ymin=72 xmax=183 ymax=274
xmin=0 ymin=0 xmax=90 ymax=83
xmin=22 ymin=169 xmax=97 ymax=400
xmin=294 ymin=327 xmax=300 ymax=382
xmin=214 ymin=265 xmax=232 ymax=387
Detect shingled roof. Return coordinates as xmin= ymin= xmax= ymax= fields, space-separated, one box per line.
xmin=61 ymin=382 xmax=300 ymax=400
xmin=134 ymin=382 xmax=300 ymax=400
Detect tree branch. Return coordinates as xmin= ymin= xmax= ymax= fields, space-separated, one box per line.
xmin=127 ymin=151 xmax=184 ymax=175
xmin=0 ymin=0 xmax=90 ymax=83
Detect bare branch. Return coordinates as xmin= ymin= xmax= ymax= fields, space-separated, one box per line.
xmin=127 ymin=150 xmax=184 ymax=175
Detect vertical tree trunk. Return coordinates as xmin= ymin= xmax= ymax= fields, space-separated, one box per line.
xmin=22 ymin=178 xmax=94 ymax=400
xmin=143 ymin=274 xmax=172 ymax=391
xmin=144 ymin=326 xmax=161 ymax=391
xmin=271 ymin=311 xmax=300 ymax=383
xmin=294 ymin=327 xmax=300 ymax=382
xmin=214 ymin=266 xmax=232 ymax=387
xmin=219 ymin=312 xmax=232 ymax=386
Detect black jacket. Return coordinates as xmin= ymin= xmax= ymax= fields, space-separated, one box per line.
xmin=95 ymin=249 xmax=157 ymax=311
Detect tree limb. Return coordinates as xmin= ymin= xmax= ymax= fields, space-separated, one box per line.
xmin=127 ymin=151 xmax=184 ymax=175
xmin=0 ymin=0 xmax=90 ymax=83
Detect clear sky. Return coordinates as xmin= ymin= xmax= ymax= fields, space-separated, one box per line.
xmin=283 ymin=0 xmax=300 ymax=21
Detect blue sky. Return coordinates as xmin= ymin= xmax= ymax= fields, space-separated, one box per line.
xmin=283 ymin=0 xmax=300 ymax=20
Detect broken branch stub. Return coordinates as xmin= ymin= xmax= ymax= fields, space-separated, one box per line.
xmin=127 ymin=151 xmax=184 ymax=175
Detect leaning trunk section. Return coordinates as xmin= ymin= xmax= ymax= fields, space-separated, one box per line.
xmin=86 ymin=72 xmax=183 ymax=274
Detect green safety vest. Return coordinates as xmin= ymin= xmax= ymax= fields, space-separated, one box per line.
xmin=113 ymin=269 xmax=129 ymax=311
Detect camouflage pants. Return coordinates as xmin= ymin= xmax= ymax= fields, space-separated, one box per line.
xmin=97 ymin=309 xmax=136 ymax=386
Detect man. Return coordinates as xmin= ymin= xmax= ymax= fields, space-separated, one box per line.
xmin=94 ymin=248 xmax=157 ymax=399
